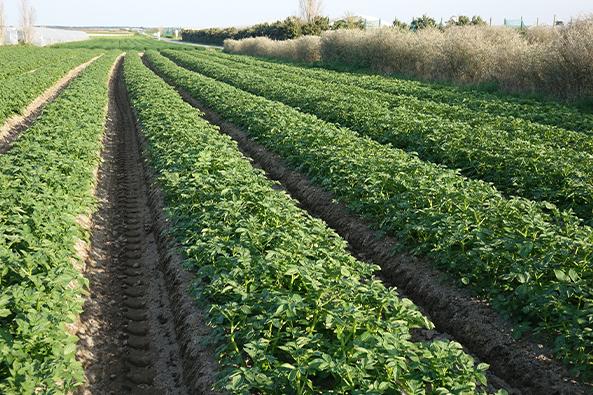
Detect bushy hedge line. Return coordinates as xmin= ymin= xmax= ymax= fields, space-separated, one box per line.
xmin=181 ymin=16 xmax=331 ymax=46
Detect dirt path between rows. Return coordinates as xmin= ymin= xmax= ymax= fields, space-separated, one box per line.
xmin=144 ymin=56 xmax=589 ymax=394
xmin=76 ymin=57 xmax=218 ymax=394
xmin=0 ymin=55 xmax=101 ymax=154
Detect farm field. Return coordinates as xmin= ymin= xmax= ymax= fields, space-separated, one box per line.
xmin=53 ymin=36 xmax=198 ymax=50
xmin=0 ymin=37 xmax=592 ymax=394
xmin=0 ymin=47 xmax=98 ymax=130
xmin=160 ymin=49 xmax=593 ymax=223
xmin=147 ymin=49 xmax=593 ymax=373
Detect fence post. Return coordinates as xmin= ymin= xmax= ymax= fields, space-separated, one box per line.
xmin=489 ymin=17 xmax=492 ymax=26
xmin=520 ymin=16 xmax=524 ymax=29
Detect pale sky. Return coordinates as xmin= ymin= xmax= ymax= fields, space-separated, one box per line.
xmin=3 ymin=0 xmax=592 ymax=28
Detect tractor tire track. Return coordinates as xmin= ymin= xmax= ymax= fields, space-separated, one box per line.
xmin=77 ymin=57 xmax=218 ymax=394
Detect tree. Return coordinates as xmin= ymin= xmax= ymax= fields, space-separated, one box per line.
xmin=0 ymin=1 xmax=5 ymax=44
xmin=392 ymin=18 xmax=409 ymax=30
xmin=19 ymin=0 xmax=35 ymax=44
xmin=301 ymin=15 xmax=329 ymax=35
xmin=447 ymin=15 xmax=487 ymax=27
xmin=470 ymin=16 xmax=487 ymax=26
xmin=333 ymin=11 xmax=364 ymax=30
xmin=410 ymin=15 xmax=437 ymax=31
xmin=447 ymin=15 xmax=471 ymax=26
xmin=299 ymin=0 xmax=323 ymax=24
xmin=282 ymin=16 xmax=303 ymax=39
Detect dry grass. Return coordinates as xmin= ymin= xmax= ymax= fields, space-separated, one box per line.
xmin=224 ymin=16 xmax=593 ymax=101
xmin=19 ymin=0 xmax=35 ymax=44
xmin=225 ymin=36 xmax=321 ymax=63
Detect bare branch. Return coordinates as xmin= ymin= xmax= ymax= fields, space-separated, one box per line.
xmin=0 ymin=0 xmax=5 ymax=44
xmin=20 ymin=0 xmax=36 ymax=44
xmin=299 ymin=0 xmax=323 ymax=23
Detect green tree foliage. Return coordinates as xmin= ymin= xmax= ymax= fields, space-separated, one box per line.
xmin=471 ymin=15 xmax=488 ymax=26
xmin=447 ymin=15 xmax=488 ymax=27
xmin=301 ymin=16 xmax=330 ymax=35
xmin=392 ymin=18 xmax=409 ymax=30
xmin=410 ymin=15 xmax=438 ymax=31
xmin=333 ymin=15 xmax=365 ymax=30
xmin=183 ymin=16 xmax=334 ymax=46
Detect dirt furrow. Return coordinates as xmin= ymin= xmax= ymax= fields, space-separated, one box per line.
xmin=146 ymin=60 xmax=587 ymax=394
xmin=0 ymin=55 xmax=101 ymax=154
xmin=77 ymin=58 xmax=218 ymax=394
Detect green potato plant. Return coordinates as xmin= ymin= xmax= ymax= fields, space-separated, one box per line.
xmin=0 ymin=47 xmax=99 ymax=126
xmin=146 ymin=50 xmax=593 ymax=378
xmin=162 ymin=49 xmax=593 ymax=224
xmin=200 ymin=48 xmax=593 ymax=134
xmin=124 ymin=53 xmax=491 ymax=394
xmin=193 ymin=48 xmax=593 ymax=152
xmin=0 ymin=53 xmax=119 ymax=393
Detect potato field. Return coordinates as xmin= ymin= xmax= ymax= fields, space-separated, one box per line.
xmin=0 ymin=37 xmax=591 ymax=394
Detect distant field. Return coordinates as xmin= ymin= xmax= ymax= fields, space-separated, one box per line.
xmin=88 ymin=32 xmax=135 ymax=37
xmin=53 ymin=36 xmax=193 ymax=50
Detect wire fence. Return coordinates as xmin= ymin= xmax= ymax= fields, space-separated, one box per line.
xmin=360 ymin=16 xmax=571 ymax=30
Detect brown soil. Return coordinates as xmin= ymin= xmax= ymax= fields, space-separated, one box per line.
xmin=0 ymin=55 xmax=101 ymax=154
xmin=76 ymin=56 xmax=218 ymax=394
xmin=145 ymin=56 xmax=589 ymax=394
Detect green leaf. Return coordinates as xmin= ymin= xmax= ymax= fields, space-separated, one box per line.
xmin=554 ymin=269 xmax=570 ymax=282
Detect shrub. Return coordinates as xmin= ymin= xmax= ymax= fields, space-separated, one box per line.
xmin=182 ymin=16 xmax=331 ymax=46
xmin=410 ymin=15 xmax=438 ymax=31
xmin=225 ymin=35 xmax=321 ymax=63
xmin=225 ymin=16 xmax=593 ymax=101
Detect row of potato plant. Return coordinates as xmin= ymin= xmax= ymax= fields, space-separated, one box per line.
xmin=212 ymin=49 xmax=593 ymax=134
xmin=0 ymin=53 xmax=118 ymax=393
xmin=123 ymin=53 xmax=491 ymax=394
xmin=0 ymin=47 xmax=88 ymax=81
xmin=0 ymin=48 xmax=98 ymax=126
xmin=145 ymin=50 xmax=593 ymax=377
xmin=162 ymin=49 xmax=593 ymax=224
xmin=52 ymin=37 xmax=198 ymax=51
xmin=200 ymin=49 xmax=593 ymax=153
